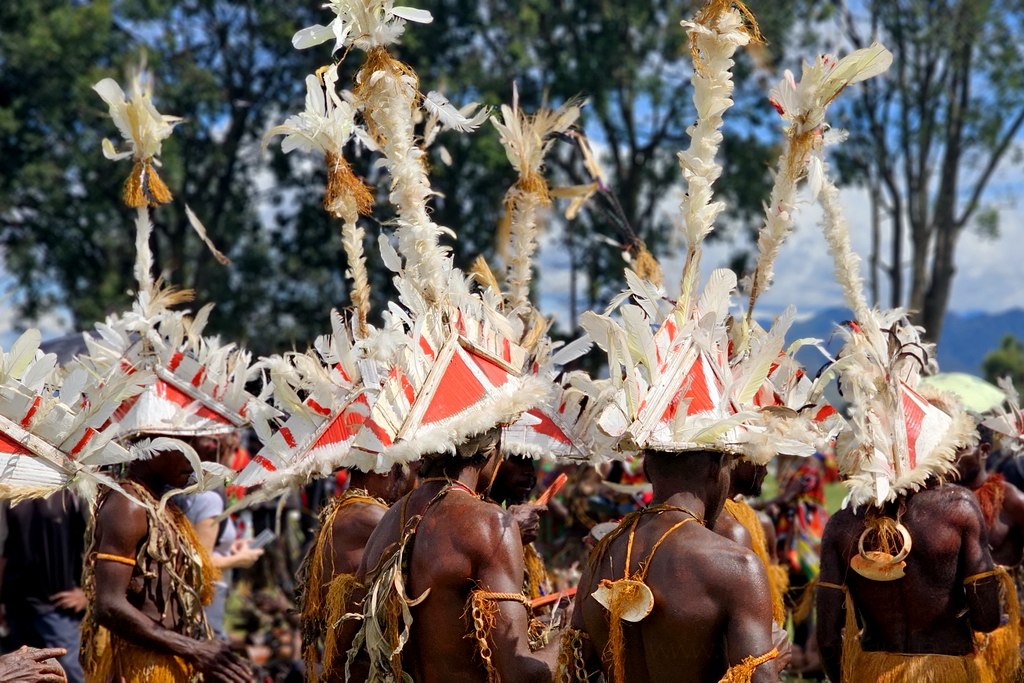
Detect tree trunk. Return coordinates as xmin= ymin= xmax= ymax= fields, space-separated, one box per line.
xmin=868 ymin=173 xmax=881 ymax=305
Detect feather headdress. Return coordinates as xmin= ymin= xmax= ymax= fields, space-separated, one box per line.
xmin=576 ymin=2 xmax=790 ymax=463
xmin=816 ymin=136 xmax=974 ymax=508
xmin=722 ymin=47 xmax=896 ymax=459
xmin=0 ymin=330 xmax=138 ymax=503
xmin=244 ymin=1 xmax=536 ymax=479
xmin=79 ymin=65 xmax=275 ymax=483
xmin=482 ymin=93 xmax=622 ymax=463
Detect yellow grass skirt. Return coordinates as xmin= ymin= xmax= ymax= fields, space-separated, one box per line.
xmin=973 ymin=566 xmax=1023 ymax=682
xmin=84 ymin=627 xmax=195 ymax=683
xmin=840 ymin=589 xmax=1006 ymax=683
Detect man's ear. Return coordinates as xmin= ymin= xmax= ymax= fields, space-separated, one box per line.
xmin=980 ymin=442 xmax=992 ymax=457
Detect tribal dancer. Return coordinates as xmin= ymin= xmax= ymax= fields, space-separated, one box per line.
xmin=558 ymin=2 xmax=843 ymax=680
xmin=281 ymin=2 xmax=594 ymax=680
xmin=296 ymin=466 xmax=414 ymax=680
xmin=811 ymin=58 xmax=1004 ymax=679
xmin=76 ymin=65 xmax=276 ymax=683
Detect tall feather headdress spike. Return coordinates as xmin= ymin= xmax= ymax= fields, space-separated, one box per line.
xmin=237 ymin=61 xmax=390 ymax=494
xmin=724 ymin=46 xmax=895 ymax=459
xmin=574 ymin=1 xmax=790 ymax=464
xmin=484 ymin=94 xmax=622 ymax=463
xmin=295 ymin=0 xmax=485 ymax=306
xmin=490 ymin=86 xmax=581 ymax=314
xmin=263 ymin=63 xmax=375 ymax=335
xmin=675 ymin=1 xmax=761 ymax=318
xmin=744 ymin=43 xmax=893 ymax=324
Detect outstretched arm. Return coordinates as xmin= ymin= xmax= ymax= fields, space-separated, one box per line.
xmin=91 ymin=493 xmax=252 ymax=683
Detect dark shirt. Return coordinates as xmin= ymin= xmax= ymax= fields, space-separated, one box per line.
xmin=1 ymin=491 xmax=87 ymax=608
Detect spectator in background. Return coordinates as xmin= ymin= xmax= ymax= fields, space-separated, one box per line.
xmin=178 ymin=434 xmax=264 ymax=639
xmin=0 ymin=491 xmax=87 ymax=683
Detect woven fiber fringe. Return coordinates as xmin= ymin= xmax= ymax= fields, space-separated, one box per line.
xmin=975 ymin=566 xmax=1023 ymax=682
xmin=84 ymin=630 xmax=195 ymax=683
xmin=322 ymin=573 xmax=362 ymax=678
xmin=524 ymin=545 xmax=549 ymax=600
xmin=724 ymin=498 xmax=786 ymax=625
xmin=717 ymin=647 xmax=779 ymax=683
xmin=841 ymin=591 xmax=995 ymax=682
xmin=299 ymin=498 xmax=342 ymax=681
xmin=603 ymin=581 xmax=648 ymax=683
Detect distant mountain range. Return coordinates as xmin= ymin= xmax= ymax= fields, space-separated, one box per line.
xmin=768 ymin=307 xmax=1024 ymax=376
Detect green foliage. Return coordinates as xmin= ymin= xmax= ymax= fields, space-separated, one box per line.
xmin=983 ymin=334 xmax=1024 ymax=389
xmin=1 ymin=0 xmax=807 ymax=353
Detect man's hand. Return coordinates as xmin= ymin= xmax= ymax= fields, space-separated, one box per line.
xmin=191 ymin=639 xmax=253 ymax=683
xmin=0 ymin=646 xmax=67 ymax=682
xmin=509 ymin=504 xmax=547 ymax=545
xmin=50 ymin=588 xmax=87 ymax=613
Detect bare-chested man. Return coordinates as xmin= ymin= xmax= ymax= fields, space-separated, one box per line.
xmin=816 ymin=482 xmax=1002 ymax=682
xmin=562 ymin=450 xmax=781 ymax=683
xmin=338 ymin=428 xmax=560 ymax=682
xmin=298 ymin=465 xmax=415 ymax=678
xmin=81 ymin=439 xmax=252 ymax=682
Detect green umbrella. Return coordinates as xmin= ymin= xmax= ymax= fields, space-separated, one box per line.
xmin=920 ymin=372 xmax=1006 ymax=414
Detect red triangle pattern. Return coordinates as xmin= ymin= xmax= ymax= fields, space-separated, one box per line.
xmin=527 ymin=408 xmax=571 ymax=445
xmin=662 ymin=353 xmax=717 ymax=422
xmin=155 ymin=381 xmax=231 ymax=424
xmin=421 ymin=349 xmax=486 ymax=425
xmin=0 ymin=432 xmax=30 ymax=456
xmin=901 ymin=387 xmax=926 ymax=469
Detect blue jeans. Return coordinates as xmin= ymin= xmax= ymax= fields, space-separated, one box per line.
xmin=34 ymin=609 xmax=83 ymax=683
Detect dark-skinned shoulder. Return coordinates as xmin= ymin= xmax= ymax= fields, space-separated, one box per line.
xmin=716 ymin=511 xmax=754 ymax=550
xmin=93 ymin=489 xmax=150 ymax=556
xmin=925 ymin=484 xmax=986 ymax=527
xmin=454 ymin=496 xmax=521 ymax=558
xmin=690 ymin=524 xmax=768 ymax=589
xmin=333 ymin=501 xmax=387 ymax=538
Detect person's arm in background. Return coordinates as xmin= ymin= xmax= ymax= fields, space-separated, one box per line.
xmin=190 ymin=493 xmax=263 ymax=570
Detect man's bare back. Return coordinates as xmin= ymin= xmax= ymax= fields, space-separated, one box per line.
xmin=574 ymin=504 xmax=777 ymax=683
xmin=325 ymin=500 xmax=387 ymax=578
xmin=817 ymin=484 xmax=1001 ymax=682
xmin=356 ymin=480 xmax=555 ymax=683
